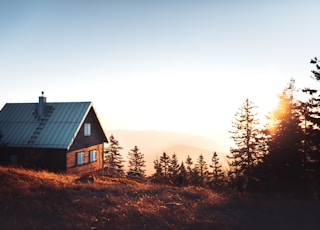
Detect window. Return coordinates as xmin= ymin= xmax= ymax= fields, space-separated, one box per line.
xmin=84 ymin=123 xmax=91 ymax=136
xmin=77 ymin=152 xmax=85 ymax=165
xmin=89 ymin=150 xmax=97 ymax=162
xmin=10 ymin=155 xmax=18 ymax=163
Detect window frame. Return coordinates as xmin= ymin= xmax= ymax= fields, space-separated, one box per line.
xmin=77 ymin=152 xmax=85 ymax=165
xmin=89 ymin=150 xmax=97 ymax=162
xmin=84 ymin=123 xmax=91 ymax=136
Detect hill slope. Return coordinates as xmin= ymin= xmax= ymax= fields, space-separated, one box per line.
xmin=1 ymin=166 xmax=319 ymax=230
xmin=0 ymin=166 xmax=227 ymax=229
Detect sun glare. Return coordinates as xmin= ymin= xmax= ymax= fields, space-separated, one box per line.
xmin=257 ymin=95 xmax=279 ymax=128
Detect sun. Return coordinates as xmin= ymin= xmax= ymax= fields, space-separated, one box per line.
xmin=256 ymin=95 xmax=280 ymax=128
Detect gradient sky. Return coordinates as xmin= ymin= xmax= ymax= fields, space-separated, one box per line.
xmin=1 ymin=0 xmax=320 ymax=152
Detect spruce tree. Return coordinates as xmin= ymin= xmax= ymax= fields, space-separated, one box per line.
xmin=104 ymin=135 xmax=125 ymax=177
xmin=264 ymin=79 xmax=305 ymax=195
xmin=210 ymin=151 xmax=225 ymax=189
xmin=127 ymin=145 xmax=146 ymax=178
xmin=159 ymin=152 xmax=170 ymax=183
xmin=228 ymin=98 xmax=265 ymax=191
xmin=152 ymin=156 xmax=163 ymax=183
xmin=185 ymin=155 xmax=193 ymax=185
xmin=178 ymin=161 xmax=187 ymax=186
xmin=300 ymin=58 xmax=320 ymax=194
xmin=194 ymin=154 xmax=208 ymax=186
xmin=168 ymin=153 xmax=180 ymax=183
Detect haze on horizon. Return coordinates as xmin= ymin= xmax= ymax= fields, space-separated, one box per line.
xmin=1 ymin=1 xmax=319 ymax=153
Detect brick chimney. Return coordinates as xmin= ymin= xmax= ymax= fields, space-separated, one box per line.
xmin=38 ymin=91 xmax=46 ymax=117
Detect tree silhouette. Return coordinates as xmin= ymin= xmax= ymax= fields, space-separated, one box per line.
xmin=300 ymin=89 xmax=319 ymax=183
xmin=194 ymin=154 xmax=208 ymax=186
xmin=228 ymin=98 xmax=266 ymax=191
xmin=168 ymin=153 xmax=180 ymax=184
xmin=263 ymin=79 xmax=306 ymax=196
xmin=151 ymin=156 xmax=162 ymax=183
xmin=299 ymin=58 xmax=320 ymax=195
xmin=209 ymin=151 xmax=225 ymax=189
xmin=104 ymin=135 xmax=125 ymax=177
xmin=177 ymin=161 xmax=187 ymax=186
xmin=127 ymin=145 xmax=146 ymax=178
xmin=310 ymin=57 xmax=320 ymax=81
xmin=185 ymin=155 xmax=193 ymax=185
xmin=309 ymin=58 xmax=320 ymax=191
xmin=159 ymin=152 xmax=170 ymax=182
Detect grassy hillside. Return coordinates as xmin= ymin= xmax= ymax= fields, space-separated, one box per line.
xmin=0 ymin=166 xmax=319 ymax=230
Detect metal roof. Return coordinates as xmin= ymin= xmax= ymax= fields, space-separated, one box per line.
xmin=0 ymin=101 xmax=99 ymax=149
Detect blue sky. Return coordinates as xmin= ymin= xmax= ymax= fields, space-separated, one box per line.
xmin=1 ymin=1 xmax=320 ymax=151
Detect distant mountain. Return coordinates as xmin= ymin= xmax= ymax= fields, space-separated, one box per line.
xmin=108 ymin=130 xmax=229 ymax=175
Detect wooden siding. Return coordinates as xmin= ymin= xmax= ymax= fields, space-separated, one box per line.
xmin=69 ymin=107 xmax=107 ymax=151
xmin=66 ymin=106 xmax=106 ymax=174
xmin=66 ymin=143 xmax=103 ymax=175
xmin=0 ymin=105 xmax=107 ymax=175
xmin=0 ymin=147 xmax=66 ymax=172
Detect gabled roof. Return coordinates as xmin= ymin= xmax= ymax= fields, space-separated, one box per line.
xmin=0 ymin=100 xmax=107 ymax=150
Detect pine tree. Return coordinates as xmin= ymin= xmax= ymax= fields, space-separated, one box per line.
xmin=151 ymin=156 xmax=162 ymax=183
xmin=127 ymin=145 xmax=146 ymax=178
xmin=210 ymin=151 xmax=225 ymax=189
xmin=104 ymin=135 xmax=125 ymax=177
xmin=264 ymin=79 xmax=306 ymax=195
xmin=310 ymin=57 xmax=320 ymax=81
xmin=185 ymin=155 xmax=193 ymax=185
xmin=177 ymin=161 xmax=187 ymax=186
xmin=300 ymin=58 xmax=320 ymax=194
xmin=194 ymin=154 xmax=208 ymax=186
xmin=159 ymin=152 xmax=170 ymax=183
xmin=168 ymin=153 xmax=180 ymax=184
xmin=298 ymin=96 xmax=319 ymax=196
xmin=228 ymin=98 xmax=266 ymax=191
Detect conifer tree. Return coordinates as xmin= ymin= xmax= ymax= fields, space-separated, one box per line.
xmin=152 ymin=156 xmax=162 ymax=183
xmin=194 ymin=154 xmax=208 ymax=185
xmin=228 ymin=98 xmax=266 ymax=191
xmin=168 ymin=153 xmax=180 ymax=183
xmin=104 ymin=135 xmax=125 ymax=177
xmin=210 ymin=151 xmax=225 ymax=189
xmin=159 ymin=152 xmax=170 ymax=183
xmin=185 ymin=155 xmax=193 ymax=184
xmin=263 ymin=79 xmax=305 ymax=195
xmin=127 ymin=145 xmax=146 ymax=178
xmin=300 ymin=58 xmax=320 ymax=193
xmin=178 ymin=161 xmax=187 ymax=186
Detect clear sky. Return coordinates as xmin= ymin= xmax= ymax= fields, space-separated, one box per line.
xmin=1 ymin=0 xmax=319 ymax=152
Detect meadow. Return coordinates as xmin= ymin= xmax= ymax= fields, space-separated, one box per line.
xmin=0 ymin=166 xmax=319 ymax=230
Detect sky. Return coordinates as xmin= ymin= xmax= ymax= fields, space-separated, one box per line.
xmin=1 ymin=0 xmax=320 ymax=152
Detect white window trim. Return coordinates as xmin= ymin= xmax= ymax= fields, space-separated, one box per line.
xmin=77 ymin=152 xmax=85 ymax=165
xmin=84 ymin=123 xmax=91 ymax=136
xmin=89 ymin=150 xmax=97 ymax=162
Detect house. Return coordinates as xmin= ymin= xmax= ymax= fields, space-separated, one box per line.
xmin=0 ymin=93 xmax=108 ymax=175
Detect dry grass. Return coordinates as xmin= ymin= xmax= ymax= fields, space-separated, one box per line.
xmin=0 ymin=166 xmax=227 ymax=229
xmin=0 ymin=166 xmax=319 ymax=230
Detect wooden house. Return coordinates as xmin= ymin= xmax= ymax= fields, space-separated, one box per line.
xmin=0 ymin=93 xmax=108 ymax=175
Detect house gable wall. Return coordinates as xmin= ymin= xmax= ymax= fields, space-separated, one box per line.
xmin=0 ymin=147 xmax=66 ymax=172
xmin=66 ymin=107 xmax=106 ymax=174
xmin=69 ymin=107 xmax=107 ymax=151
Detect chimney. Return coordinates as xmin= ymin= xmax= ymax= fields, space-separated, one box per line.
xmin=38 ymin=91 xmax=46 ymax=117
